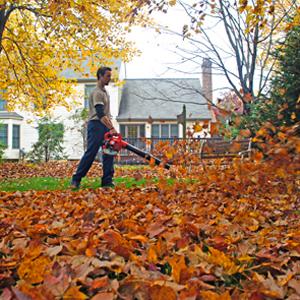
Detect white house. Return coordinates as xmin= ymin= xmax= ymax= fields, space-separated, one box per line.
xmin=0 ymin=59 xmax=214 ymax=160
xmin=0 ymin=60 xmax=122 ymax=160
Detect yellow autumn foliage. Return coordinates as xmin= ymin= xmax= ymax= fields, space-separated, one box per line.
xmin=0 ymin=1 xmax=150 ymax=114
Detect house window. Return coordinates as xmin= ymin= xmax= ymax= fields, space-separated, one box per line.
xmin=119 ymin=124 xmax=145 ymax=149
xmin=84 ymin=85 xmax=96 ymax=108
xmin=171 ymin=124 xmax=179 ymax=137
xmin=161 ymin=124 xmax=169 ymax=138
xmin=140 ymin=125 xmax=145 ymax=138
xmin=12 ymin=125 xmax=20 ymax=149
xmin=151 ymin=124 xmax=179 ymax=138
xmin=127 ymin=125 xmax=138 ymax=138
xmin=0 ymin=90 xmax=7 ymax=111
xmin=119 ymin=124 xmax=145 ymax=138
xmin=151 ymin=125 xmax=159 ymax=138
xmin=0 ymin=99 xmax=7 ymax=111
xmin=0 ymin=124 xmax=8 ymax=146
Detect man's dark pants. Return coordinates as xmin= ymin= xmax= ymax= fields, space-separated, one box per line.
xmin=72 ymin=120 xmax=114 ymax=186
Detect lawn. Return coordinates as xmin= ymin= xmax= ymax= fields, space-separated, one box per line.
xmin=0 ymin=176 xmax=151 ymax=192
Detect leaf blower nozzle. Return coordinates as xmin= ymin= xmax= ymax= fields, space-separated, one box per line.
xmin=102 ymin=132 xmax=171 ymax=169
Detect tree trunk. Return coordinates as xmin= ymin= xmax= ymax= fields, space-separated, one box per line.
xmin=0 ymin=8 xmax=5 ymax=54
xmin=0 ymin=4 xmax=17 ymax=54
xmin=44 ymin=145 xmax=49 ymax=162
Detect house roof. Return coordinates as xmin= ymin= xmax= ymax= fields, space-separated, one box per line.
xmin=60 ymin=58 xmax=121 ymax=82
xmin=0 ymin=112 xmax=23 ymax=120
xmin=117 ymin=78 xmax=212 ymax=121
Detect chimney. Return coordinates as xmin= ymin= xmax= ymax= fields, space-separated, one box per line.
xmin=202 ymin=58 xmax=213 ymax=102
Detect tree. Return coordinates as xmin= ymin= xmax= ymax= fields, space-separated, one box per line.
xmin=69 ymin=107 xmax=89 ymax=152
xmin=0 ymin=1 xmax=149 ymax=113
xmin=240 ymin=24 xmax=300 ymax=133
xmin=0 ymin=141 xmax=6 ymax=162
xmin=0 ymin=122 xmax=7 ymax=161
xmin=157 ymin=0 xmax=299 ymax=113
xmin=222 ymin=25 xmax=300 ymax=137
xmin=270 ymin=25 xmax=300 ymax=127
xmin=28 ymin=117 xmax=66 ymax=162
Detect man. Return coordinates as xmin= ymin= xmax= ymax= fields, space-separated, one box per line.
xmin=71 ymin=66 xmax=117 ymax=189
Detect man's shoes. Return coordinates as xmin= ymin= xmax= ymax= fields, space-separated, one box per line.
xmin=70 ymin=180 xmax=80 ymax=189
xmin=101 ymin=183 xmax=115 ymax=189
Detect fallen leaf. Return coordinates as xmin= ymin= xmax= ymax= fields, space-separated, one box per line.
xmin=91 ymin=292 xmax=114 ymax=300
xmin=63 ymin=286 xmax=88 ymax=299
xmin=46 ymin=245 xmax=63 ymax=257
xmin=149 ymin=285 xmax=176 ymax=300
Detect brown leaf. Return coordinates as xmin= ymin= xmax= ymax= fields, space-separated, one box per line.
xmin=91 ymin=292 xmax=114 ymax=300
xmin=46 ymin=245 xmax=63 ymax=257
xmin=147 ymin=245 xmax=158 ymax=263
xmin=85 ymin=247 xmax=97 ymax=257
xmin=91 ymin=276 xmax=110 ymax=290
xmin=101 ymin=229 xmax=124 ymax=247
xmin=200 ymin=290 xmax=231 ymax=299
xmin=63 ymin=286 xmax=88 ymax=299
xmin=146 ymin=222 xmax=167 ymax=238
xmin=43 ymin=272 xmax=70 ymax=297
xmin=259 ymin=273 xmax=285 ymax=299
xmin=0 ymin=288 xmax=13 ymax=300
xmin=18 ymin=256 xmax=52 ymax=284
xmin=168 ymin=255 xmax=187 ymax=283
xmin=11 ymin=287 xmax=32 ymax=300
xmin=288 ymin=279 xmax=300 ymax=295
xmin=149 ymin=285 xmax=176 ymax=300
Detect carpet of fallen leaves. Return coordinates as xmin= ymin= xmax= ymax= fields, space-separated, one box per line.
xmin=0 ymin=161 xmax=148 ymax=180
xmin=0 ymin=153 xmax=300 ymax=299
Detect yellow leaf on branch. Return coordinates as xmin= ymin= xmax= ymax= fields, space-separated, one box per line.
xmin=0 ymin=1 xmax=151 ymax=113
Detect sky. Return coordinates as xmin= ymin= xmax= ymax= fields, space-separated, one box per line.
xmin=125 ymin=6 xmax=192 ymax=78
xmin=124 ymin=3 xmax=233 ymax=101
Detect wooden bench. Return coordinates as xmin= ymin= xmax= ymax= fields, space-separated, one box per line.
xmin=199 ymin=138 xmax=252 ymax=159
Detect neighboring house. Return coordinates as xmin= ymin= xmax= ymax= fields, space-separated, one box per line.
xmin=117 ymin=77 xmax=212 ymax=140
xmin=1 ymin=58 xmax=214 ymax=160
xmin=117 ymin=59 xmax=213 ymax=140
xmin=0 ymin=99 xmax=24 ymax=160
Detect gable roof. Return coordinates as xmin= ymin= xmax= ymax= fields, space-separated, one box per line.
xmin=0 ymin=112 xmax=24 ymax=120
xmin=117 ymin=78 xmax=212 ymax=121
xmin=60 ymin=58 xmax=121 ymax=82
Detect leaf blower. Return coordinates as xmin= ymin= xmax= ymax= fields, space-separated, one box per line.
xmin=102 ymin=132 xmax=171 ymax=169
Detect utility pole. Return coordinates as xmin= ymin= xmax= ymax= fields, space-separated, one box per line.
xmin=182 ymin=104 xmax=186 ymax=140
xmin=177 ymin=104 xmax=187 ymax=140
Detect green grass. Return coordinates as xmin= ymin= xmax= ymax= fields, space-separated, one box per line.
xmin=0 ymin=176 xmax=154 ymax=192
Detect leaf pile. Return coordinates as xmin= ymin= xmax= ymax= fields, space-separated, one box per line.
xmin=0 ymin=162 xmax=157 ymax=180
xmin=1 ymin=155 xmax=299 ymax=299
